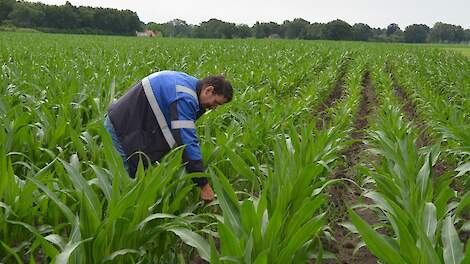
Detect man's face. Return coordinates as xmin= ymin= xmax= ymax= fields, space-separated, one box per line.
xmin=199 ymin=85 xmax=228 ymax=110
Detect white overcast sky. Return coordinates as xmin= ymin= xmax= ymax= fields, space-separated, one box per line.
xmin=29 ymin=0 xmax=469 ymax=29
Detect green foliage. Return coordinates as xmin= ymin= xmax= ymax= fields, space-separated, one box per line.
xmin=0 ymin=0 xmax=15 ymax=22
xmin=404 ymin=24 xmax=431 ymax=43
xmin=4 ymin=1 xmax=141 ymax=35
xmin=209 ymin=124 xmax=343 ymax=263
xmin=351 ymin=61 xmax=470 ymax=263
xmin=0 ymin=32 xmax=350 ymax=262
xmin=430 ymin=22 xmax=467 ymax=43
xmin=322 ymin=19 xmax=353 ymax=41
xmin=0 ymin=32 xmax=468 ymax=263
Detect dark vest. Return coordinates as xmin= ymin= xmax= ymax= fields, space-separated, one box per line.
xmin=108 ymin=81 xmax=170 ymax=176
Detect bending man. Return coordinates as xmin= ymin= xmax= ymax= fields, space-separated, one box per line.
xmin=104 ymin=71 xmax=233 ymax=202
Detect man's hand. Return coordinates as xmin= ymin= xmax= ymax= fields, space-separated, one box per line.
xmin=200 ymin=183 xmax=214 ymax=202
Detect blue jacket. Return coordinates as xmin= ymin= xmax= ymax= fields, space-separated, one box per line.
xmin=147 ymin=71 xmax=203 ymax=161
xmin=108 ymin=71 xmax=207 ymax=185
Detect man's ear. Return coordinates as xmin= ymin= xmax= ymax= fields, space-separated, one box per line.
xmin=204 ymin=85 xmax=214 ymax=94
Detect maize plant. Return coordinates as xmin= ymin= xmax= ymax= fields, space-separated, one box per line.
xmin=387 ymin=49 xmax=470 ymax=189
xmin=350 ymin=103 xmax=469 ymax=263
xmin=206 ymin=123 xmax=347 ymax=263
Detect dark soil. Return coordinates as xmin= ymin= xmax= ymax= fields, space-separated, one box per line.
xmin=315 ymin=68 xmax=347 ymax=129
xmin=324 ymin=72 xmax=379 ymax=264
xmin=392 ymin=83 xmax=418 ymax=121
xmin=347 ymin=72 xmax=378 ymax=165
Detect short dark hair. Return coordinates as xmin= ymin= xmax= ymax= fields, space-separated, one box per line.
xmin=197 ymin=75 xmax=233 ymax=102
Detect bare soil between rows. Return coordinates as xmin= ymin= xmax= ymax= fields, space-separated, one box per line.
xmin=323 ymin=71 xmax=379 ymax=264
xmin=315 ymin=66 xmax=347 ymax=130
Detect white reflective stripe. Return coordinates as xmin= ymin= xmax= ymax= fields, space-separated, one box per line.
xmin=176 ymin=85 xmax=199 ymax=103
xmin=147 ymin=72 xmax=161 ymax=79
xmin=171 ymin=120 xmax=196 ymax=129
xmin=142 ymin=77 xmax=176 ymax=148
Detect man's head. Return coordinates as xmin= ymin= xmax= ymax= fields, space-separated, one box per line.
xmin=197 ymin=75 xmax=233 ymax=110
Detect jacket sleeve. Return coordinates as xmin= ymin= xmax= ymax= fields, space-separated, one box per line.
xmin=169 ymin=97 xmax=208 ymax=186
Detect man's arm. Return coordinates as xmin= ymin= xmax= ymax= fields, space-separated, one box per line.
xmin=169 ymin=97 xmax=214 ymax=201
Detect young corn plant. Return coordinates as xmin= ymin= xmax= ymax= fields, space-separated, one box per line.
xmin=0 ymin=125 xmax=216 ymax=263
xmin=197 ymin=123 xmax=347 ymax=263
xmin=388 ymin=50 xmax=470 ymax=189
xmin=350 ymin=104 xmax=470 ymax=264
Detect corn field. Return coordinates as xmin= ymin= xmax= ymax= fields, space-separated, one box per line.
xmin=0 ymin=32 xmax=469 ymax=264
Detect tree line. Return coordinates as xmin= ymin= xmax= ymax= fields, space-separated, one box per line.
xmin=0 ymin=0 xmax=141 ymax=35
xmin=1 ymin=0 xmax=469 ymax=43
xmin=148 ymin=19 xmax=470 ymax=43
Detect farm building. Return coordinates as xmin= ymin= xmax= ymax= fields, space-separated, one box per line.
xmin=136 ymin=29 xmax=157 ymax=37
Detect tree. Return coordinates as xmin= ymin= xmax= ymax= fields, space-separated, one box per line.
xmin=39 ymin=2 xmax=81 ymax=29
xmin=219 ymin=21 xmax=237 ymax=39
xmin=234 ymin=24 xmax=252 ymax=38
xmin=465 ymin=29 xmax=470 ymax=42
xmin=8 ymin=2 xmax=45 ymax=27
xmin=253 ymin=22 xmax=266 ymax=38
xmin=171 ymin=19 xmax=192 ymax=37
xmin=323 ymin=19 xmax=352 ymax=40
xmin=121 ymin=9 xmax=142 ymax=33
xmin=430 ymin=22 xmax=466 ymax=43
xmin=352 ymin=23 xmax=372 ymax=41
xmin=253 ymin=22 xmax=280 ymax=38
xmin=60 ymin=1 xmax=80 ymax=28
xmin=305 ymin=23 xmax=324 ymax=40
xmin=89 ymin=7 xmax=140 ymax=34
xmin=0 ymin=0 xmax=15 ymax=23
xmin=145 ymin=22 xmax=164 ymax=34
xmin=156 ymin=19 xmax=192 ymax=37
xmin=386 ymin=23 xmax=401 ymax=36
xmin=77 ymin=6 xmax=95 ymax=28
xmin=282 ymin=18 xmax=310 ymax=39
xmin=404 ymin=24 xmax=430 ymax=43
xmin=192 ymin=19 xmax=237 ymax=39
